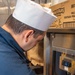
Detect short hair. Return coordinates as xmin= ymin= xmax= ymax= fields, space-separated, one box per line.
xmin=5 ymin=15 xmax=44 ymax=38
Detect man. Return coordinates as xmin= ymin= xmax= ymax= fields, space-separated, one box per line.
xmin=0 ymin=0 xmax=56 ymax=75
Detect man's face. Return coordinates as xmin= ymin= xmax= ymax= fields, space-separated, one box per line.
xmin=22 ymin=32 xmax=45 ymax=51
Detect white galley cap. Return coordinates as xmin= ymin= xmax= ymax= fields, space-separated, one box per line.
xmin=13 ymin=0 xmax=57 ymax=31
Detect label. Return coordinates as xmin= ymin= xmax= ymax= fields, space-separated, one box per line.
xmin=64 ymin=66 xmax=68 ymax=71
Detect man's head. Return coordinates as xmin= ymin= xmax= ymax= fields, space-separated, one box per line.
xmin=3 ymin=0 xmax=56 ymax=51
xmin=13 ymin=0 xmax=56 ymax=31
xmin=5 ymin=15 xmax=44 ymax=38
xmin=4 ymin=15 xmax=45 ymax=51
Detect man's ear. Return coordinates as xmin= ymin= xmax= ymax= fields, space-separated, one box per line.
xmin=23 ymin=30 xmax=34 ymax=42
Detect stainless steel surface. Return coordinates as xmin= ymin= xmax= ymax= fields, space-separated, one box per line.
xmin=44 ymin=34 xmax=50 ymax=75
xmin=53 ymin=46 xmax=75 ymax=55
xmin=48 ymin=28 xmax=75 ymax=34
xmin=44 ymin=28 xmax=75 ymax=75
xmin=44 ymin=34 xmax=55 ymax=75
xmin=53 ymin=34 xmax=75 ymax=51
xmin=49 ymin=34 xmax=55 ymax=75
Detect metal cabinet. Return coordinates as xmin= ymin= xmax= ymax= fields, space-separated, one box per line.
xmin=44 ymin=28 xmax=75 ymax=75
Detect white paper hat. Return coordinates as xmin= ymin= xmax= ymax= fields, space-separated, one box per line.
xmin=13 ymin=0 xmax=57 ymax=31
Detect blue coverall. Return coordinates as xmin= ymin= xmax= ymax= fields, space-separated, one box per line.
xmin=0 ymin=27 xmax=36 ymax=75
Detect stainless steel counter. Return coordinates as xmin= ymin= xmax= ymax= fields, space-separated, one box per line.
xmin=44 ymin=28 xmax=75 ymax=75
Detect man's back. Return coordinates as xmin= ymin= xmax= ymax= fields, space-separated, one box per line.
xmin=0 ymin=27 xmax=36 ymax=75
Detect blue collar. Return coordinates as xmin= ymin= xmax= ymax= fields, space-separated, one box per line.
xmin=0 ymin=27 xmax=29 ymax=63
